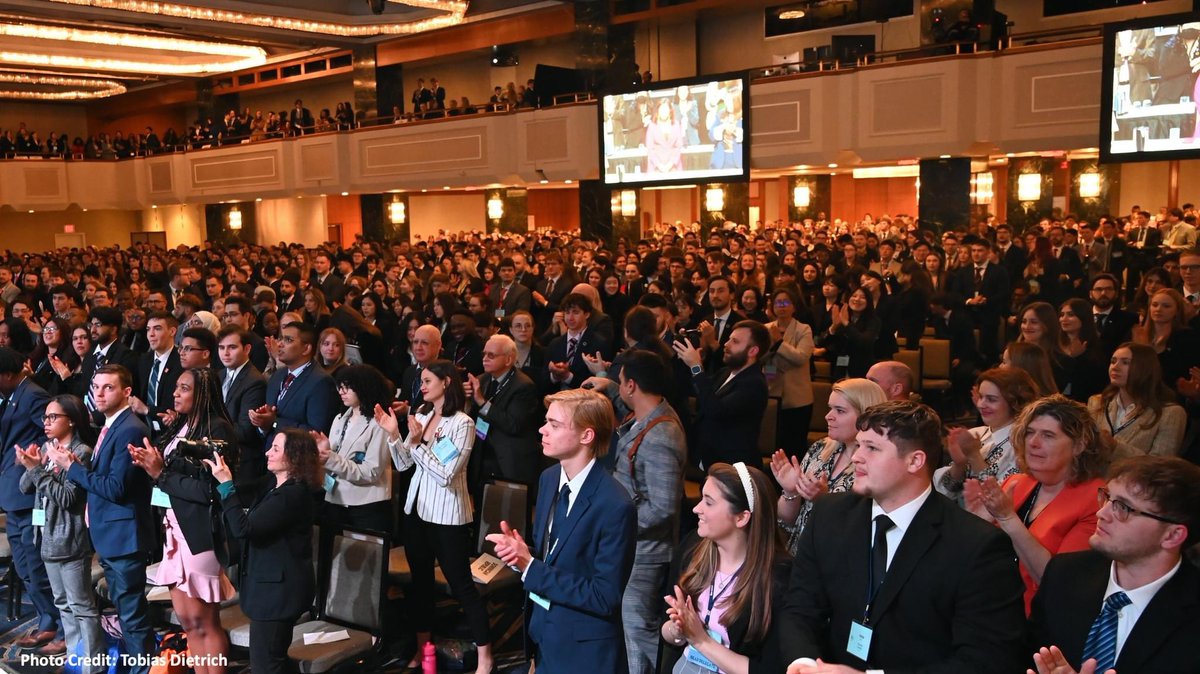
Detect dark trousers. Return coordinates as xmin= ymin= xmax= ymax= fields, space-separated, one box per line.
xmin=250 ymin=618 xmax=298 ymax=674
xmin=100 ymin=553 xmax=154 ymax=674
xmin=404 ymin=512 xmax=490 ymax=645
xmin=6 ymin=508 xmax=60 ymax=633
xmin=777 ymin=404 xmax=813 ymax=459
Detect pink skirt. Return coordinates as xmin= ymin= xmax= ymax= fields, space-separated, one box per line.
xmin=154 ymin=508 xmax=235 ymax=603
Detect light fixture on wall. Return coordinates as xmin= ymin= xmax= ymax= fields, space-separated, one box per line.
xmin=1078 ymin=172 xmax=1102 ymax=199
xmin=487 ymin=195 xmax=504 ymax=221
xmin=792 ymin=184 xmax=811 ymax=208
xmin=970 ymin=172 xmax=994 ymax=205
xmin=705 ymin=187 xmax=725 ymax=213
xmin=1017 ymin=173 xmax=1042 ymax=202
xmin=227 ymin=206 xmax=242 ymax=231
xmin=620 ymin=190 xmax=637 ymax=217
xmin=389 ymin=198 xmax=406 ymax=224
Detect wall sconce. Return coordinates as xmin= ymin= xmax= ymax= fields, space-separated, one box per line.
xmin=1017 ymin=174 xmax=1042 ymax=202
xmin=389 ymin=198 xmax=406 ymax=224
xmin=1078 ymin=172 xmax=1102 ymax=199
xmin=792 ymin=184 xmax=811 ymax=208
xmin=620 ymin=190 xmax=637 ymax=217
xmin=970 ymin=172 xmax=994 ymax=205
xmin=705 ymin=187 xmax=725 ymax=213
xmin=487 ymin=195 xmax=504 ymax=221
xmin=227 ymin=206 xmax=242 ymax=230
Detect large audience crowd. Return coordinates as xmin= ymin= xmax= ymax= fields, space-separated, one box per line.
xmin=0 ymin=206 xmax=1196 ymax=674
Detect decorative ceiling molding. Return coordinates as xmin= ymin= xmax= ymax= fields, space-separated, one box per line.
xmin=0 ymin=71 xmax=125 ymax=98
xmin=43 ymin=0 xmax=469 ymax=37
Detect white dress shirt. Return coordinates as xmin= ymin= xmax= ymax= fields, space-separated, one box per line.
xmin=871 ymin=485 xmax=933 ymax=570
xmin=1104 ymin=559 xmax=1181 ymax=659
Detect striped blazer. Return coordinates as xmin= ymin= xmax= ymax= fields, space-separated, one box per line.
xmin=389 ymin=410 xmax=475 ymax=526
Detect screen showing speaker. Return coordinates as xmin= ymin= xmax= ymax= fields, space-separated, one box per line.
xmin=601 ymin=74 xmax=748 ymax=187
xmin=1101 ymin=12 xmax=1200 ymax=163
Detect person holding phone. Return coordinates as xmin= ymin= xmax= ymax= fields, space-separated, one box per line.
xmin=376 ymin=359 xmax=492 ymax=674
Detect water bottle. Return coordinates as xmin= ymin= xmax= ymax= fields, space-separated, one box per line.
xmin=422 ymin=641 xmax=437 ymax=674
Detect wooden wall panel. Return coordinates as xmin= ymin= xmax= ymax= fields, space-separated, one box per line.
xmin=527 ymin=188 xmax=578 ymax=231
xmin=324 ymin=194 xmax=362 ymax=247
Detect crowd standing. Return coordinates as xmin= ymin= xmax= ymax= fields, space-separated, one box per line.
xmin=0 ymin=205 xmax=1197 ymax=674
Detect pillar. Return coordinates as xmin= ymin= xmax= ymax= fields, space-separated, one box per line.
xmin=918 ymin=157 xmax=971 ymax=234
xmin=352 ymin=46 xmax=378 ymax=124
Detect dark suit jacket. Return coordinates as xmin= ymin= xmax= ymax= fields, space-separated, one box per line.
xmin=121 ymin=328 xmax=150 ymax=354
xmin=1030 ymin=549 xmax=1200 ymax=674
xmin=473 ymin=369 xmax=540 ymax=486
xmin=65 ymin=408 xmax=153 ymax=559
xmin=156 ymin=418 xmax=237 ymax=559
xmin=1094 ymin=236 xmax=1128 ymax=278
xmin=525 ymin=463 xmax=637 ymax=674
xmin=82 ymin=341 xmax=142 ymax=397
xmin=277 ymin=294 xmax=303 ymax=315
xmin=781 ymin=491 xmax=1026 ymax=673
xmin=220 ymin=476 xmax=315 ymax=621
xmin=998 ymin=244 xmax=1028 ymax=283
xmin=934 ymin=309 xmax=982 ymax=366
xmin=0 ymin=378 xmax=49 ymax=511
xmin=700 ymin=309 xmax=746 ymax=372
xmin=542 ymin=327 xmax=610 ymax=392
xmin=221 ymin=364 xmax=268 ymax=475
xmin=136 ymin=349 xmax=182 ymax=434
xmin=265 ymin=362 xmax=338 ymax=436
xmin=691 ymin=364 xmax=768 ymax=468
xmin=314 ymin=273 xmax=345 ymax=308
xmin=489 ymin=282 xmax=532 ymax=317
xmin=948 ymin=262 xmax=1010 ymax=318
xmin=1094 ymin=308 xmax=1138 ymax=357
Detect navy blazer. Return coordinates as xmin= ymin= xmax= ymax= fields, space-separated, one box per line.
xmin=541 ymin=328 xmax=610 ymax=393
xmin=1030 ymin=549 xmax=1200 ymax=674
xmin=65 ymin=408 xmax=152 ymax=559
xmin=0 ymin=377 xmax=50 ymax=511
xmin=136 ymin=349 xmax=182 ymax=434
xmin=691 ymin=364 xmax=768 ymax=469
xmin=524 ymin=463 xmax=636 ymax=674
xmin=264 ymin=362 xmax=338 ymax=436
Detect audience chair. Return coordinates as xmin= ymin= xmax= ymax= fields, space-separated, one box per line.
xmin=807 ymin=381 xmax=833 ymax=446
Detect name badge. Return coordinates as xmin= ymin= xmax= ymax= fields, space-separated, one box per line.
xmin=529 ymin=591 xmax=551 ymax=611
xmin=151 ymin=487 xmax=172 ymax=509
xmin=431 ymin=437 xmax=460 ymax=464
xmin=835 ymin=355 xmax=850 ymax=367
xmin=764 ymin=362 xmax=778 ymax=379
xmin=683 ymin=629 xmax=725 ymax=671
xmin=322 ymin=473 xmax=337 ymax=493
xmin=847 ymin=620 xmax=873 ymax=661
xmin=31 ymin=508 xmax=46 ymax=526
xmin=494 ymin=309 xmax=506 ymax=319
xmin=475 ymin=418 xmax=491 ymax=441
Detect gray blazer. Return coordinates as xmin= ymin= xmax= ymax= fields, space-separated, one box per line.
xmin=19 ymin=436 xmax=93 ymax=561
xmin=611 ymin=398 xmax=686 ymax=565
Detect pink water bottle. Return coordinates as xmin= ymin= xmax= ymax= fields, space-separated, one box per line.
xmin=421 ymin=641 xmax=437 ymax=674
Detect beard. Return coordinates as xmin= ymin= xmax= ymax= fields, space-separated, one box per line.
xmin=723 ymin=346 xmax=748 ymax=369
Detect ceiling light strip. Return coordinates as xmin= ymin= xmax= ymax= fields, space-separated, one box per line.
xmin=0 ymin=49 xmax=265 ymax=75
xmin=0 ymin=72 xmax=125 ymax=99
xmin=44 ymin=0 xmax=468 ymax=37
xmin=0 ymin=22 xmax=265 ymax=58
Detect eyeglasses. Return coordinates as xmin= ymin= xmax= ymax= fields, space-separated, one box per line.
xmin=1180 ymin=264 xmax=1200 ymax=272
xmin=773 ymin=300 xmax=793 ymax=307
xmin=481 ymin=351 xmax=504 ymax=359
xmin=42 ymin=326 xmax=58 ymax=334
xmin=1097 ymin=487 xmax=1182 ymax=524
xmin=42 ymin=413 xmax=66 ymax=423
xmin=179 ymin=345 xmax=209 ymax=354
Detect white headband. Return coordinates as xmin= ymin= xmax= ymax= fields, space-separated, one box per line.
xmin=733 ymin=462 xmax=755 ymax=514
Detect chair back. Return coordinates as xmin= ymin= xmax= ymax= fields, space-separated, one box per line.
xmin=321 ymin=529 xmax=389 ymax=635
xmin=478 ymin=480 xmax=529 ymax=555
xmin=809 ymin=381 xmax=833 ymax=436
xmin=919 ymin=338 xmax=952 ymax=380
xmin=758 ymin=397 xmax=780 ymax=456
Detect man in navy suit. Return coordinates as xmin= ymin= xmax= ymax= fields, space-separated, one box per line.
xmin=673 ymin=319 xmax=768 ymax=469
xmin=216 ymin=326 xmax=268 ymax=480
xmin=947 ymin=240 xmax=1009 ymax=363
xmin=542 ymin=293 xmax=611 ymax=392
xmin=1029 ymin=456 xmax=1200 ymax=674
xmin=248 ymin=321 xmax=338 ymax=440
xmin=127 ymin=312 xmax=182 ymax=436
xmin=0 ymin=348 xmax=59 ymax=650
xmin=489 ymin=388 xmax=637 ymax=674
xmin=54 ymin=364 xmax=154 ymax=674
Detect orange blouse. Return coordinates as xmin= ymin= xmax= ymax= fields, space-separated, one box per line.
xmin=1002 ymin=473 xmax=1104 ymax=614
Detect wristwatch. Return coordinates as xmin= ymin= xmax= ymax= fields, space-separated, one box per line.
xmin=690 ymin=364 xmax=702 ymax=376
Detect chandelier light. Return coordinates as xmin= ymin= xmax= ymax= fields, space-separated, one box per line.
xmin=0 ymin=72 xmax=125 ymax=99
xmin=44 ymin=0 xmax=468 ymax=37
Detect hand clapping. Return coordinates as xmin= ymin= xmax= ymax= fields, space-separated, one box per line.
xmin=128 ymin=438 xmax=164 ymax=479
xmin=485 ymin=520 xmax=532 ymax=572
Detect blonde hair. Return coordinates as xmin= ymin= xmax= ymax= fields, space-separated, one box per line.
xmin=820 ymin=378 xmax=887 ymax=460
xmin=544 ymin=388 xmax=615 ymax=458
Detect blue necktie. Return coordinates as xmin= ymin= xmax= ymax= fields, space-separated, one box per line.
xmin=1080 ymin=591 xmax=1131 ymax=673
xmin=548 ymin=483 xmax=571 ymax=557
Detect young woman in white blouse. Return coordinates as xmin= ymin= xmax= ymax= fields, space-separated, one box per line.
xmin=375 ymin=359 xmax=492 ymax=674
xmin=935 ymin=367 xmax=1038 ymax=506
xmin=313 ymin=364 xmax=393 ymax=534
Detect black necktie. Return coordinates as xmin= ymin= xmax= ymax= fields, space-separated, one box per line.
xmin=484 ymin=377 xmax=499 ymax=400
xmin=871 ymin=514 xmax=894 ymax=594
xmin=1095 ymin=314 xmax=1107 ymax=330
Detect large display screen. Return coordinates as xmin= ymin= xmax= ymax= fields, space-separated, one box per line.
xmin=1101 ymin=12 xmax=1200 ymax=163
xmin=601 ymin=74 xmax=748 ymax=187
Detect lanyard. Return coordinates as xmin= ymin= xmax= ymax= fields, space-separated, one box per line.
xmin=1018 ymin=482 xmax=1043 ymax=527
xmin=1104 ymin=400 xmax=1141 ymax=436
xmin=702 ymin=566 xmax=742 ymax=628
xmin=485 ymin=370 xmax=515 ymax=404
